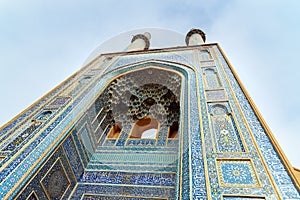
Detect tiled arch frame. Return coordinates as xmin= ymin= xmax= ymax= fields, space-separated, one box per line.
xmin=67 ymin=59 xmax=207 ymax=199
xmin=2 ymin=52 xmax=207 ymax=199
xmin=81 ymin=59 xmax=199 ymax=199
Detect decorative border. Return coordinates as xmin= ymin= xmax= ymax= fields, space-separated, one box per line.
xmin=216 ymin=158 xmax=260 ymax=188
xmin=197 ymin=48 xmax=277 ymax=199
xmin=40 ymin=157 xmax=71 ymax=199
xmin=213 ymin=45 xmax=300 ymax=198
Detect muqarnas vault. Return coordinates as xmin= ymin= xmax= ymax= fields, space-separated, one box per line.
xmin=0 ymin=29 xmax=299 ymax=199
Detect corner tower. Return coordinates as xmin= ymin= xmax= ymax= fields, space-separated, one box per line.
xmin=0 ymin=29 xmax=299 ymax=199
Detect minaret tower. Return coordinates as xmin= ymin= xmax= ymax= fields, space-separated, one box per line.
xmin=126 ymin=32 xmax=151 ymax=51
xmin=0 ymin=29 xmax=299 ymax=199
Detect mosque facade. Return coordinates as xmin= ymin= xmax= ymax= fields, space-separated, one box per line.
xmin=0 ymin=29 xmax=299 ymax=199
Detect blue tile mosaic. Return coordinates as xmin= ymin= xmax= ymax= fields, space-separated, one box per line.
xmin=15 ymin=147 xmax=76 ymax=200
xmin=80 ymin=171 xmax=175 ymax=186
xmin=70 ymin=184 xmax=176 ymax=200
xmin=0 ymin=43 xmax=299 ymax=199
xmin=213 ymin=45 xmax=300 ymax=199
xmin=217 ymin=160 xmax=258 ymax=186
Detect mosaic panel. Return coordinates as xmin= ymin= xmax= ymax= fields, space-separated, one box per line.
xmin=213 ymin=45 xmax=300 ymax=198
xmin=126 ymin=139 xmax=156 ymax=147
xmin=203 ymin=67 xmax=222 ymax=89
xmin=36 ymin=110 xmax=53 ymax=122
xmin=0 ymin=105 xmax=73 ymax=196
xmin=62 ymin=133 xmax=85 ymax=179
xmin=45 ymin=96 xmax=71 ymax=109
xmin=87 ymin=104 xmax=97 ymax=122
xmin=15 ymin=147 xmax=76 ymax=200
xmin=1 ymin=110 xmax=53 ymax=154
xmin=200 ymin=49 xmax=213 ymax=60
xmin=98 ymin=126 xmax=110 ymax=146
xmin=72 ymin=130 xmax=90 ymax=167
xmin=80 ymin=171 xmax=175 ymax=186
xmin=201 ymin=61 xmax=215 ymax=67
xmin=69 ymin=81 xmax=89 ymax=97
xmin=41 ymin=158 xmax=70 ymax=199
xmin=86 ymin=163 xmax=177 ymax=172
xmin=95 ymin=146 xmax=177 ymax=153
xmin=197 ymin=51 xmax=224 ymax=198
xmin=70 ymin=184 xmax=176 ymax=200
xmin=208 ymin=103 xmax=246 ymax=153
xmin=79 ymin=125 xmax=94 ymax=158
xmin=189 ymin=67 xmax=207 ymax=199
xmin=195 ymin=48 xmax=278 ymax=199
xmin=103 ymin=138 xmax=116 ymax=146
xmin=90 ymin=152 xmax=178 ymax=164
xmin=93 ymin=111 xmax=106 ymax=138
xmin=216 ymin=159 xmax=259 ymax=187
xmin=1 ymin=122 xmax=41 ymax=152
xmin=205 ymin=89 xmax=227 ymax=101
xmin=167 ymin=139 xmax=179 ymax=147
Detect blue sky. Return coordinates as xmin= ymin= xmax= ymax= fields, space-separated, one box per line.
xmin=0 ymin=0 xmax=299 ymax=167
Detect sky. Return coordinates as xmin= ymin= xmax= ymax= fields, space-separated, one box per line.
xmin=0 ymin=0 xmax=299 ymax=167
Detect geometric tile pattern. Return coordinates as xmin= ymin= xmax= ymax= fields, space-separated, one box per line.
xmin=201 ymin=61 xmax=215 ymax=67
xmin=197 ymin=48 xmax=280 ymax=199
xmin=62 ymin=131 xmax=86 ymax=179
xmin=45 ymin=96 xmax=71 ymax=109
xmin=208 ymin=103 xmax=246 ymax=153
xmin=15 ymin=147 xmax=76 ymax=200
xmin=80 ymin=171 xmax=176 ymax=186
xmin=71 ymin=184 xmax=175 ymax=200
xmin=216 ymin=159 xmax=259 ymax=187
xmin=205 ymin=89 xmax=227 ymax=101
xmin=189 ymin=72 xmax=207 ymax=199
xmin=40 ymin=158 xmax=70 ymax=200
xmin=203 ymin=68 xmax=222 ymax=89
xmin=213 ymin=45 xmax=300 ymax=199
xmin=200 ymin=49 xmax=212 ymax=60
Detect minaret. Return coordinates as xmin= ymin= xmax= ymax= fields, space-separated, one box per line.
xmin=126 ymin=32 xmax=151 ymax=51
xmin=185 ymin=28 xmax=206 ymax=46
